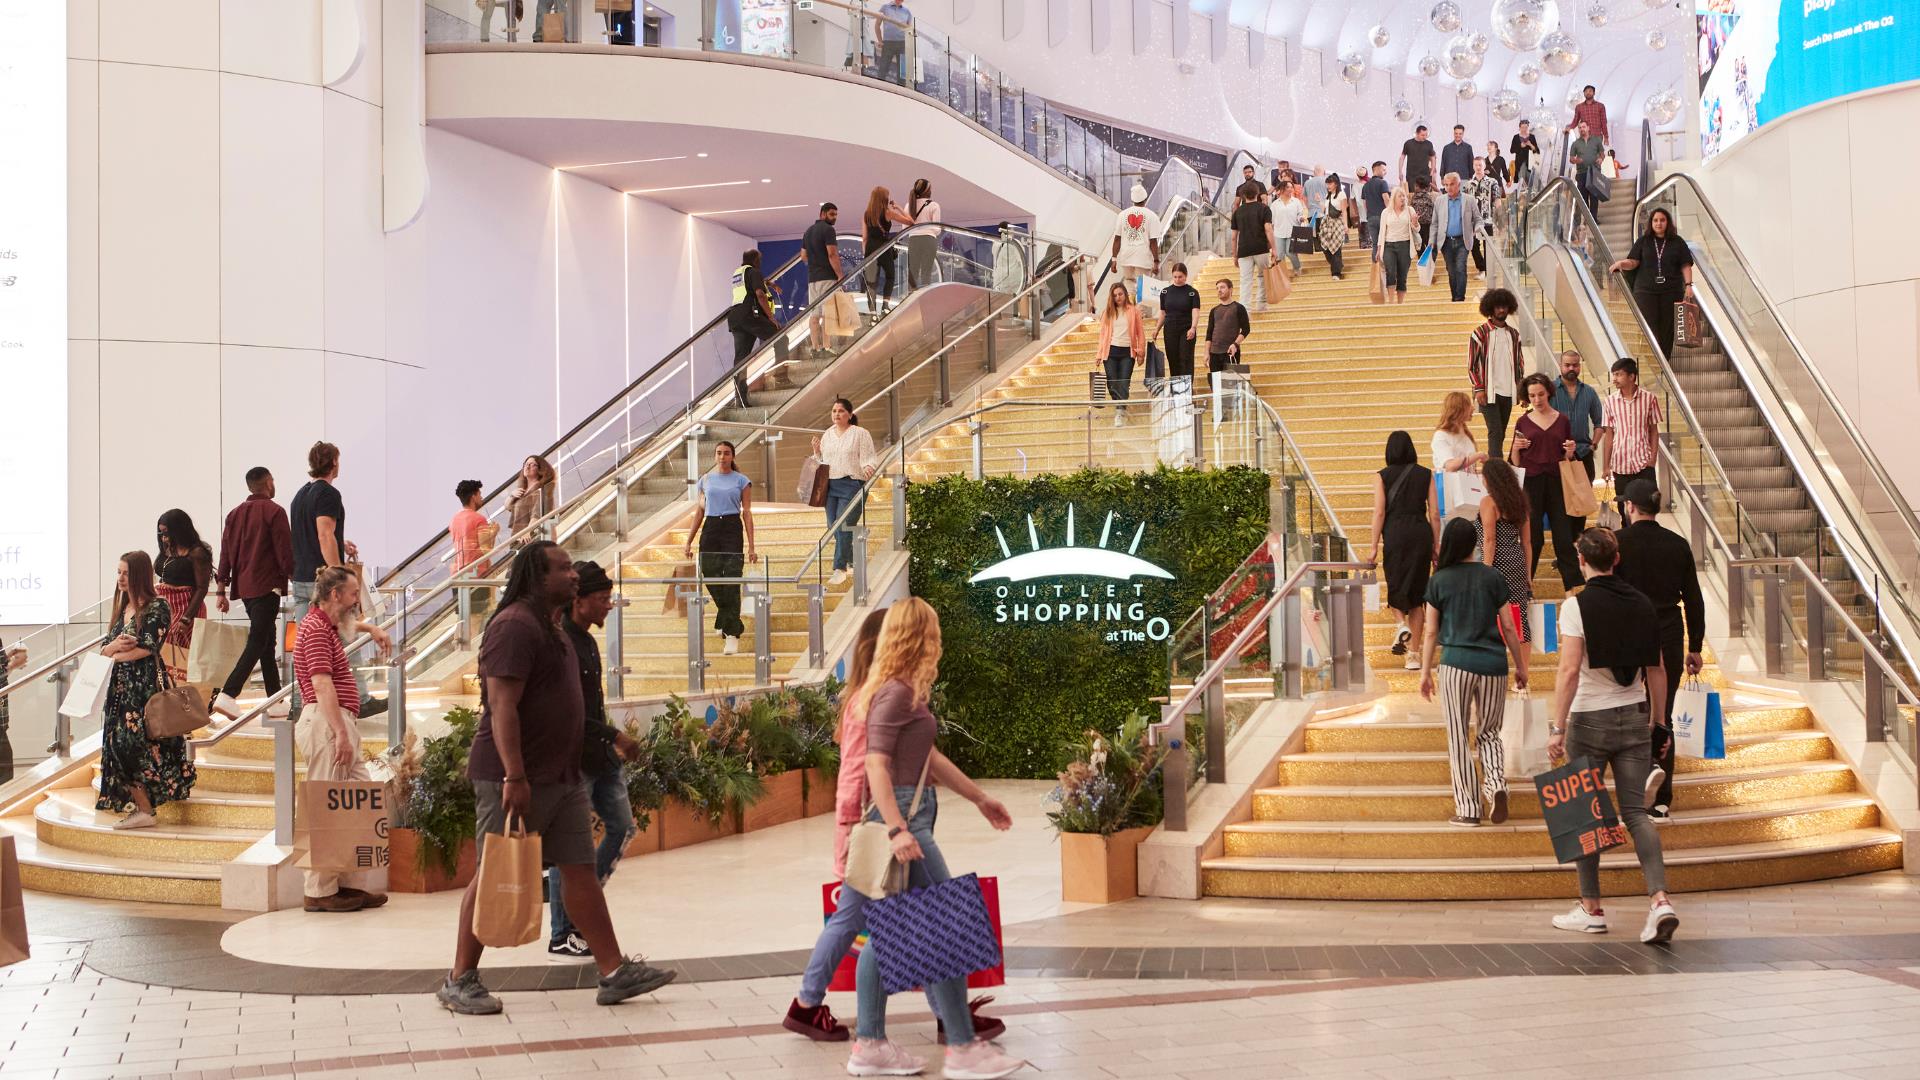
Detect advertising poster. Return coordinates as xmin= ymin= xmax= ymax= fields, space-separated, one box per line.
xmin=740 ymin=0 xmax=792 ymax=57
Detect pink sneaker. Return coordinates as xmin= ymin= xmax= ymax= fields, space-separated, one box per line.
xmin=847 ymin=1038 xmax=926 ymax=1077
xmin=943 ymin=1039 xmax=1027 ymax=1079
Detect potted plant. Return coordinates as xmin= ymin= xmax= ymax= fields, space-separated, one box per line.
xmin=387 ymin=707 xmax=481 ymax=893
xmin=737 ymin=680 xmax=843 ymax=830
xmin=641 ymin=696 xmax=763 ymax=848
xmin=1046 ymin=715 xmax=1165 ymax=904
xmin=620 ymin=716 xmax=666 ymax=856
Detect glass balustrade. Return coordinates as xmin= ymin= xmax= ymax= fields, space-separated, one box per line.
xmin=0 ymin=600 xmax=116 ymax=801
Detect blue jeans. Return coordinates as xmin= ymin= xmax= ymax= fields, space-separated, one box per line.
xmin=546 ymin=769 xmax=635 ymax=944
xmin=853 ymin=786 xmax=974 ymax=1044
xmin=825 ymin=477 xmax=865 ymax=571
xmin=1443 ymin=235 xmax=1469 ymax=301
xmin=796 ymin=883 xmax=945 ymax=1014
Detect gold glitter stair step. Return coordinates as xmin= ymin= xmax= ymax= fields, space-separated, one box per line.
xmin=1274 ymin=729 xmax=1834 ymax=787
xmin=1374 ymin=666 xmax=1731 ymax=694
xmin=33 ymin=789 xmax=258 ymax=863
xmin=1303 ymin=704 xmax=1813 ymax=753
xmin=1201 ymin=828 xmax=1904 ymax=901
xmin=0 ymin=816 xmax=222 ymax=905
xmin=1223 ymin=793 xmax=1884 ymax=858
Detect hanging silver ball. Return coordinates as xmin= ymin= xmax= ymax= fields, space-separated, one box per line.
xmin=1491 ymin=88 xmax=1523 ymax=121
xmin=1645 ymin=28 xmax=1668 ymax=51
xmin=1457 ymin=81 xmax=1479 ymax=100
xmin=1586 ymin=2 xmax=1610 ymax=28
xmin=1368 ymin=23 xmax=1392 ymax=48
xmin=1339 ymin=52 xmax=1368 ymax=84
xmin=1419 ymin=53 xmax=1444 ymax=77
xmin=1430 ymin=1 xmax=1464 ymax=34
xmin=1517 ymin=62 xmax=1542 ymax=85
xmin=1539 ymin=29 xmax=1581 ymax=76
xmin=1492 ymin=0 xmax=1560 ymax=52
xmin=1393 ymin=97 xmax=1417 ymax=122
xmin=1445 ymin=34 xmax=1485 ymax=79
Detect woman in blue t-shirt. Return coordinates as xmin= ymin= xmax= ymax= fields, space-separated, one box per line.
xmin=683 ymin=442 xmax=757 ymax=656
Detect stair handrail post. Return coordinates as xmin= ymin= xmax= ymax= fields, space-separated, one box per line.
xmin=455 ymin=583 xmax=473 ymax=650
xmin=684 ymin=575 xmax=708 ymax=694
xmin=761 ymin=431 xmax=782 ymax=501
xmin=1191 ymin=399 xmax=1206 ymax=468
xmin=852 ymin=525 xmax=870 ymax=606
xmin=685 ymin=426 xmax=704 ymax=503
xmin=1281 ymin=587 xmax=1304 ymax=700
xmin=1727 ymin=561 xmax=1747 ymax=636
xmin=45 ymin=659 xmax=74 ymax=758
xmin=1804 ymin=573 xmax=1828 ymax=680
xmin=1203 ymin=674 xmax=1226 ymax=784
xmin=1160 ymin=701 xmax=1189 ymax=832
xmin=1864 ymin=644 xmax=1887 ymax=743
xmin=1327 ymin=578 xmax=1350 ymax=692
xmin=969 ymin=417 xmax=985 ymax=481
xmin=270 ymin=710 xmax=296 ymax=846
xmin=805 ymin=582 xmax=826 ymax=668
xmin=613 ymin=473 xmax=631 ymax=542
xmin=891 ymin=476 xmax=907 ymax=552
xmin=750 ymin=574 xmax=773 ymax=686
xmin=606 ymin=560 xmax=628 ymax=703
xmin=1762 ymin=570 xmax=1785 ymax=676
xmin=277 ymin=595 xmax=294 ymax=691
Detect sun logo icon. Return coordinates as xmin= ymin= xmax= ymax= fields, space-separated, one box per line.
xmin=967 ymin=504 xmax=1175 ymax=584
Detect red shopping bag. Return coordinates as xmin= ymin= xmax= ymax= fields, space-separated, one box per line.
xmin=823 ymin=876 xmax=1005 ymax=991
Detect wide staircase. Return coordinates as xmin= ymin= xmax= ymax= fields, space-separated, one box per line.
xmin=1198 ymin=238 xmax=1904 ymax=901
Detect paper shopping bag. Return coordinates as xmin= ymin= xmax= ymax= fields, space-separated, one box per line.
xmin=823 ymin=875 xmax=1005 ymax=992
xmin=1264 ymin=260 xmax=1291 ymax=303
xmin=296 ymin=779 xmax=391 ymax=872
xmin=472 ymin=816 xmax=544 ymax=947
xmin=1534 ymin=758 xmax=1628 ymax=864
xmin=1500 ymin=692 xmax=1552 ymax=777
xmin=1368 ymin=259 xmax=1386 ymax=304
xmin=1674 ymin=299 xmax=1706 ymax=348
xmin=797 ymin=454 xmax=831 ymax=507
xmin=1435 ymin=470 xmax=1489 ymax=519
xmin=186 ymin=617 xmax=249 ymax=687
xmin=861 ymin=873 xmax=1003 ymax=996
xmin=662 ymin=562 xmax=696 ymax=617
xmin=0 ymin=836 xmax=27 ymax=968
xmin=1671 ymin=679 xmax=1726 ymax=759
xmin=1559 ymin=460 xmax=1600 ymax=518
xmin=58 ymin=652 xmax=114 ymax=719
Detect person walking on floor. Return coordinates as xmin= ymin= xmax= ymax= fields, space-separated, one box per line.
xmin=1157 ymin=263 xmax=1202 ymax=382
xmin=803 ymin=203 xmax=844 ymax=359
xmin=1360 ymin=161 xmax=1390 ymax=257
xmin=1095 ymin=281 xmax=1144 ymax=426
xmin=728 ymin=249 xmax=783 ymax=407
xmin=1550 ymin=350 xmax=1604 ymax=491
xmin=1429 ymin=173 xmax=1481 ymax=303
xmin=153 ymin=509 xmax=214 ymax=687
xmin=682 ymin=441 xmax=757 ymax=656
xmin=1375 ymin=186 xmax=1417 ymax=303
xmin=1319 ymin=174 xmax=1349 ymax=279
xmin=1205 ymin=278 xmax=1250 ymax=386
xmin=1110 ymin=182 xmax=1162 ymax=304
xmin=1439 ymin=125 xmax=1474 ymax=188
xmin=1229 ymin=184 xmax=1274 ymax=311
xmin=1477 ymin=459 xmax=1535 ymax=683
xmin=1598 ymin=357 xmax=1663 ymax=519
xmin=1509 ymin=373 xmax=1584 ymax=592
xmin=1569 ymin=120 xmax=1606 ymax=217
xmin=1368 ymin=432 xmax=1441 ymax=670
xmin=1547 ymin=527 xmax=1680 ymax=945
xmin=294 ymin=564 xmax=392 ymax=913
xmin=1614 ymin=480 xmax=1705 ymax=823
xmin=1420 ymin=518 xmax=1528 ymax=828
xmin=437 ymin=541 xmax=677 ymax=1016
xmin=862 ymin=187 xmax=915 ymax=318
xmin=1485 ymin=142 xmax=1510 ymax=198
xmin=212 ymin=467 xmax=293 ymax=720
xmin=1608 ymin=208 xmax=1696 ymax=359
xmin=545 ymin=560 xmax=644 ymax=958
xmin=1400 ymin=124 xmax=1437 ymax=188
xmin=96 ymin=552 xmax=198 ymax=830
xmin=1467 ymin=288 xmax=1525 ymax=456
xmin=1466 ymin=157 xmax=1501 ymax=273
xmin=1271 ymin=180 xmax=1305 ymax=277
xmin=814 ymin=398 xmax=880 ymax=588
xmin=844 ymin=598 xmax=1026 ymax=1080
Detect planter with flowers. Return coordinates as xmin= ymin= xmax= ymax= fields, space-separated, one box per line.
xmin=1046 ymin=715 xmax=1166 ymax=904
xmin=386 ymin=708 xmax=481 ymax=893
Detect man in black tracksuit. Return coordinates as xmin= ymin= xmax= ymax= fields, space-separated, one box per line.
xmin=1613 ymin=480 xmax=1705 ymax=820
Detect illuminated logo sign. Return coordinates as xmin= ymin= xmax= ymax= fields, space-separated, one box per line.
xmin=969 ymin=505 xmax=1175 ymax=642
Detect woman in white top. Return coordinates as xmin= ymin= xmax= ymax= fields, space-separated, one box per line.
xmin=1431 ymin=390 xmax=1486 ymax=472
xmin=1270 ymin=181 xmax=1304 ymax=276
xmin=1373 ymin=187 xmax=1417 ymax=303
xmin=813 ymin=397 xmax=880 ymax=585
xmin=906 ymin=179 xmax=942 ymax=290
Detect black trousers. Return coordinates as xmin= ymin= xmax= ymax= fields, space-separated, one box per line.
xmin=1524 ymin=470 xmax=1583 ymax=590
xmin=1480 ymin=394 xmax=1514 ymax=457
xmin=878 ymin=39 xmax=906 ymax=85
xmin=1324 ymin=247 xmax=1344 ymax=278
xmin=1653 ymin=615 xmax=1684 ymax=807
xmin=700 ymin=514 xmax=746 ymax=639
xmin=222 ymin=593 xmax=283 ymax=698
xmin=1162 ymin=324 xmax=1195 ymax=378
xmin=1471 ymin=234 xmax=1488 ymax=272
xmin=731 ymin=315 xmax=779 ymax=407
xmin=1613 ymin=464 xmax=1657 ymax=521
xmin=1635 ymin=288 xmax=1684 ymax=359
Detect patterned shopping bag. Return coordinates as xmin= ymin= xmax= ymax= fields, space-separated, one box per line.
xmin=823 ymin=877 xmax=1005 ymax=991
xmin=861 ymin=873 xmax=1003 ymax=996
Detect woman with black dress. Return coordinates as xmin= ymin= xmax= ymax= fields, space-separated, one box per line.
xmin=861 ymin=186 xmax=914 ymax=317
xmin=1609 ymin=208 xmax=1696 ymax=359
xmin=1367 ymin=431 xmax=1441 ymax=670
xmin=154 ymin=509 xmax=214 ymax=684
xmin=1508 ymin=374 xmax=1582 ymax=591
xmin=98 ymin=551 xmax=197 ymax=829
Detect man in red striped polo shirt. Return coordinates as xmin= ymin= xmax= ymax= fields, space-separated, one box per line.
xmin=1599 ymin=357 xmax=1663 ymax=519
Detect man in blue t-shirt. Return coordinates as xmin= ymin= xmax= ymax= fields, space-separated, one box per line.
xmin=874 ymin=0 xmax=913 ymax=85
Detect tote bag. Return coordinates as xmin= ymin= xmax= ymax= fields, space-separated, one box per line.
xmin=144 ymin=659 xmax=211 ymax=739
xmin=0 ymin=836 xmax=26 ymax=968
xmin=1534 ymin=757 xmax=1628 ymax=864
xmin=842 ymin=757 xmax=931 ymax=900
xmin=59 ymin=652 xmax=115 ymax=719
xmin=862 ymin=873 xmax=1004 ymax=996
xmin=822 ymin=876 xmax=1006 ymax=992
xmin=186 ymin=617 xmax=249 ymax=687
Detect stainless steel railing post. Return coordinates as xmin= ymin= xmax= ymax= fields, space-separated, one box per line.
xmin=761 ymin=433 xmax=782 ymax=499
xmin=614 ymin=478 xmax=630 ymax=542
xmin=805 ymin=583 xmax=826 ymax=668
xmin=45 ymin=660 xmax=73 ymax=757
xmin=271 ymin=712 xmax=296 ymax=846
xmin=891 ymin=481 xmax=907 ymax=552
xmin=1281 ymin=589 xmax=1304 ymax=700
xmin=606 ymin=562 xmax=628 ymax=703
xmin=455 ymin=585 xmax=473 ymax=650
xmin=1327 ymin=580 xmax=1351 ymax=692
xmin=852 ymin=526 xmax=870 ymax=606
xmin=1727 ymin=562 xmax=1747 ymax=636
xmin=1805 ymin=576 xmax=1827 ymax=680
xmin=1203 ymin=677 xmax=1226 ymax=784
xmin=387 ymin=651 xmax=409 ymax=749
xmin=1762 ymin=571 xmax=1785 ymax=676
xmin=970 ymin=418 xmax=984 ymax=480
xmin=1865 ymin=649 xmax=1887 ymax=743
xmin=1190 ymin=401 xmax=1205 ymax=467
xmin=684 ymin=583 xmax=707 ymax=694
xmin=1161 ymin=702 xmax=1189 ymax=833
xmin=752 ymin=583 xmax=773 ymax=686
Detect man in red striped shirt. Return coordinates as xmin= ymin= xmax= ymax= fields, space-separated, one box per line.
xmin=1599 ymin=357 xmax=1662 ymax=519
xmin=1572 ymin=85 xmax=1609 ymax=144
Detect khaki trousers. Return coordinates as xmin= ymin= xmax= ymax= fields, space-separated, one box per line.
xmin=299 ymin=713 xmax=371 ymax=898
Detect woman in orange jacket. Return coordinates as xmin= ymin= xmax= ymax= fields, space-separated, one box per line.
xmin=1094 ymin=281 xmax=1146 ymax=425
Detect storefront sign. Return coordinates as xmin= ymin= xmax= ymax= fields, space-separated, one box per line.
xmin=968 ymin=505 xmax=1174 ymax=643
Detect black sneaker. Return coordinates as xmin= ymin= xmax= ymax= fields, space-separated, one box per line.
xmin=548 ymin=932 xmax=592 ymax=960
xmin=595 ymin=958 xmax=678 ymax=1005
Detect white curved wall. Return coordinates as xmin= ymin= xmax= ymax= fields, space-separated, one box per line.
xmin=1694 ymin=81 xmax=1920 ymax=506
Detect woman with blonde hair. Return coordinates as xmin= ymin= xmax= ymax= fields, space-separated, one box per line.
xmin=846 ymin=598 xmax=1025 ymax=1079
xmin=1431 ymin=391 xmax=1487 ymax=500
xmin=1374 ymin=185 xmax=1417 ymax=302
xmin=1095 ymin=281 xmax=1145 ymax=425
xmin=506 ymin=454 xmax=557 ymax=539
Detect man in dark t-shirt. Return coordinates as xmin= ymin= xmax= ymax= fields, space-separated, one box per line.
xmin=1361 ymin=161 xmax=1391 ymax=256
xmin=289 ymin=441 xmax=379 ymax=716
xmin=801 ymin=203 xmax=842 ymax=358
xmin=439 ymin=541 xmax=676 ymax=1016
xmin=1229 ymin=194 xmax=1274 ymax=311
xmin=1400 ymin=125 xmax=1436 ymax=188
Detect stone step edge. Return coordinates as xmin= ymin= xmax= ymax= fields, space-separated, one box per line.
xmin=1226 ymin=793 xmax=1879 ymax=834
xmin=1201 ymin=828 xmax=1901 ymax=874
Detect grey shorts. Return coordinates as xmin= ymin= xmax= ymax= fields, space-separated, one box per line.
xmin=809 ymin=280 xmax=836 ymax=303
xmin=473 ymin=780 xmax=596 ymax=867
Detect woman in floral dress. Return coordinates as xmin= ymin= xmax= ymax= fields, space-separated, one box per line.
xmin=97 ymin=551 xmax=197 ymax=829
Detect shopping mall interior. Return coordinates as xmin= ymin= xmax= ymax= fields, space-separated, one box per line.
xmin=4 ymin=1 xmax=1920 ymax=1077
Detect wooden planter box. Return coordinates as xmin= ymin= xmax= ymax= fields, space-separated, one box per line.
xmin=388 ymin=828 xmax=477 ymax=893
xmin=622 ymin=814 xmax=663 ymax=857
xmin=742 ymin=771 xmax=806 ymax=832
xmin=1059 ymin=826 xmax=1153 ymax=904
xmin=660 ymin=797 xmax=736 ymax=850
xmin=799 ymin=768 xmax=832 ymax=817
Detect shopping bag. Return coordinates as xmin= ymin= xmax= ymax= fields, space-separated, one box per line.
xmin=1417 ymin=249 xmax=1436 ymax=287
xmin=1674 ymin=300 xmax=1706 ymax=349
xmin=185 ymin=618 xmax=249 ymax=687
xmin=1264 ymin=260 xmax=1291 ymax=302
xmin=1534 ymin=757 xmax=1628 ymax=864
xmin=1369 ymin=259 xmax=1386 ymax=304
xmin=58 ymin=652 xmax=114 ymax=719
xmin=1300 ymin=589 xmax=1331 ymax=668
xmin=295 ymin=779 xmax=390 ymax=872
xmin=0 ymin=836 xmax=26 ymax=968
xmin=797 ymin=454 xmax=830 ymax=507
xmin=143 ymin=680 xmax=210 ymax=738
xmin=1559 ymin=460 xmax=1600 ymax=518
xmin=1500 ymin=692 xmax=1552 ymax=777
xmin=822 ymin=875 xmax=1005 ymax=992
xmin=662 ymin=562 xmax=696 ymax=617
xmin=1670 ymin=679 xmax=1726 ymax=759
xmin=540 ymin=10 xmax=565 ymax=41
xmin=1530 ymin=601 xmax=1559 ymax=653
xmin=1143 ymin=342 xmax=1167 ymax=385
xmin=1434 ymin=470 xmax=1488 ymax=519
xmin=471 ymin=815 xmax=544 ymax=948
xmin=861 ymin=873 xmax=1004 ymax=996
xmin=825 ymin=291 xmax=860 ymax=337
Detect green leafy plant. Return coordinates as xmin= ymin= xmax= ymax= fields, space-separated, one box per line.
xmin=1044 ymin=713 xmax=1167 ymax=835
xmin=395 ymin=706 xmax=479 ymax=876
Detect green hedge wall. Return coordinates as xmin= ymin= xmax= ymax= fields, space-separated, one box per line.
xmin=907 ymin=466 xmax=1270 ymax=778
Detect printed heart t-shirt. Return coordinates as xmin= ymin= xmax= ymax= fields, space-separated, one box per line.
xmin=1113 ymin=205 xmax=1163 ymax=269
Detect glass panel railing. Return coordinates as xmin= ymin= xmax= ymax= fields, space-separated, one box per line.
xmin=0 ymin=600 xmax=115 ymax=799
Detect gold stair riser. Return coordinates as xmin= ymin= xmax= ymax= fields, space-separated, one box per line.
xmin=1365 ymin=648 xmax=1567 ymax=670
xmin=1224 ymin=804 xmax=1881 ymax=859
xmin=1276 ymin=740 xmax=1832 ymax=786
xmin=1376 ymin=667 xmax=1730 ymax=694
xmin=1254 ymin=768 xmax=1858 ymax=820
xmin=216 ymin=737 xmax=389 ymax=763
xmin=34 ymin=818 xmax=253 ymax=863
xmin=1201 ymin=843 xmax=1906 ymax=901
xmin=18 ymin=864 xmax=220 ymax=906
xmin=1303 ymin=707 xmax=1811 ymax=752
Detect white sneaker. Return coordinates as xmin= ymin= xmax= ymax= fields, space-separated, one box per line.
xmin=722 ymin=636 xmax=739 ymax=655
xmin=1404 ymin=657 xmax=1421 ymax=670
xmin=1641 ymin=901 xmax=1680 ymax=945
xmin=847 ymin=1038 xmax=926 ymax=1076
xmin=1113 ymin=411 xmax=1125 ymax=427
xmin=210 ymin=692 xmax=245 ymax=720
xmin=266 ymin=698 xmax=292 ymax=719
xmin=943 ymin=1040 xmax=1027 ymax=1079
xmin=829 ymin=569 xmax=849 ymax=587
xmin=1644 ymin=765 xmax=1668 ymax=809
xmin=1552 ymin=903 xmax=1608 ymax=934
xmin=113 ymin=811 xmax=158 ymax=831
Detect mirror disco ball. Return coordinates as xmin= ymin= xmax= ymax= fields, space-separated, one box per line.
xmin=1420 ymin=53 xmax=1443 ymax=77
xmin=1491 ymin=88 xmax=1523 ymax=120
xmin=1518 ymin=61 xmax=1542 ymax=84
xmin=1645 ymin=87 xmax=1682 ymax=124
xmin=1469 ymin=30 xmax=1491 ymax=53
xmin=1540 ymin=30 xmax=1581 ymax=75
xmin=1529 ymin=106 xmax=1562 ymax=140
xmin=1567 ymin=84 xmax=1588 ymax=111
xmin=1369 ymin=23 xmax=1392 ymax=48
xmin=1431 ymin=1 xmax=1464 ymax=33
xmin=1393 ymin=97 xmax=1417 ymax=122
xmin=1646 ymin=28 xmax=1668 ymax=50
xmin=1339 ymin=52 xmax=1368 ymax=83
xmin=1445 ymin=35 xmax=1485 ymax=78
xmin=1491 ymin=0 xmax=1559 ymax=52
xmin=1457 ymin=80 xmax=1479 ymax=100
xmin=1586 ymin=2 xmax=1610 ymax=28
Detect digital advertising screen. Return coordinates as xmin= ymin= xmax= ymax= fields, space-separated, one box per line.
xmin=1699 ymin=0 xmax=1920 ymax=159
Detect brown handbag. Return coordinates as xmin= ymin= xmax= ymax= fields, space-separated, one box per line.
xmin=145 ymin=657 xmax=211 ymax=738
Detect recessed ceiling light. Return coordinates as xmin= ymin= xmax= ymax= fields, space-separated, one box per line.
xmin=693 ymin=203 xmax=808 ymax=217
xmin=558 ymin=154 xmax=687 ymax=171
xmin=625 ymin=180 xmax=750 ymax=194
xmin=760 ymin=178 xmax=771 ymax=183
xmin=697 ymin=152 xmax=709 ymax=158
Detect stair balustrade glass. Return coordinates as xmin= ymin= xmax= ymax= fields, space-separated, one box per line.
xmin=0 ymin=601 xmax=115 ymax=799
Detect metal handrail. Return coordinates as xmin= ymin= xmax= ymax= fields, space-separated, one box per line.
xmin=1729 ymin=554 xmax=1911 ymax=694
xmin=0 ymin=633 xmax=109 ymax=705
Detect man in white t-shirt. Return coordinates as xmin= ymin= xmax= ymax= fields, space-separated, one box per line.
xmin=1546 ymin=527 xmax=1680 ymax=946
xmin=1270 ymin=181 xmax=1305 ymax=275
xmin=1110 ymin=183 xmax=1162 ymax=309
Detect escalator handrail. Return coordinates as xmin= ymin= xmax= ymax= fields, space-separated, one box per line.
xmin=1638 ymin=118 xmax=1656 ymax=203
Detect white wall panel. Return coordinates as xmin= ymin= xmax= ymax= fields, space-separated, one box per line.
xmin=321 ymin=351 xmax=392 ymax=565
xmin=98 ymin=0 xmax=219 ymax=71
xmin=556 ymin=171 xmax=629 ymax=427
xmin=69 ymin=0 xmax=100 ymax=61
xmin=66 ymin=342 xmax=102 ymax=616
xmin=1783 ymin=109 xmax=1853 ymax=297
xmin=323 ymin=92 xmax=387 ymax=360
xmin=1849 ymin=90 xmax=1920 ymax=289
xmin=1784 ymin=290 xmax=1859 ymax=417
xmin=330 ymin=0 xmax=384 ymax=106
xmin=222 ymin=0 xmax=323 ymax=85
xmin=379 ymin=362 xmax=436 ymax=562
xmin=1850 ymin=280 xmax=1920 ymax=500
xmin=221 ymin=75 xmax=326 ymax=350
xmin=624 ymin=196 xmax=688 ymax=377
xmin=218 ymin=346 xmax=327 ymax=513
xmin=69 ymin=61 xmax=100 ymax=343
xmin=98 ymin=63 xmax=220 ymax=344
xmin=96 ymin=341 xmax=222 ymax=571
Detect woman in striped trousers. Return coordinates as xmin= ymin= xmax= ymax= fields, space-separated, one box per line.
xmin=1419 ymin=519 xmax=1529 ymax=827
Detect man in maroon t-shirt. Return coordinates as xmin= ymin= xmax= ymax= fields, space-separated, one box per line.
xmin=438 ymin=541 xmax=677 ymax=1016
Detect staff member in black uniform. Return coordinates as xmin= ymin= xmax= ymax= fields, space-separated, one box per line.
xmin=1613 ymin=480 xmax=1705 ymax=822
xmin=1609 ymin=208 xmax=1696 ymax=359
xmin=1157 ymin=263 xmax=1202 ymax=382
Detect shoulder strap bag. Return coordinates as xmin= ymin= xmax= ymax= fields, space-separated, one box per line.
xmin=145 ymin=635 xmax=212 ymax=739
xmin=842 ymin=753 xmax=934 ymax=899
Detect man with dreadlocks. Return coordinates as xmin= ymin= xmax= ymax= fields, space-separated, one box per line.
xmin=438 ymin=541 xmax=677 ymax=1015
